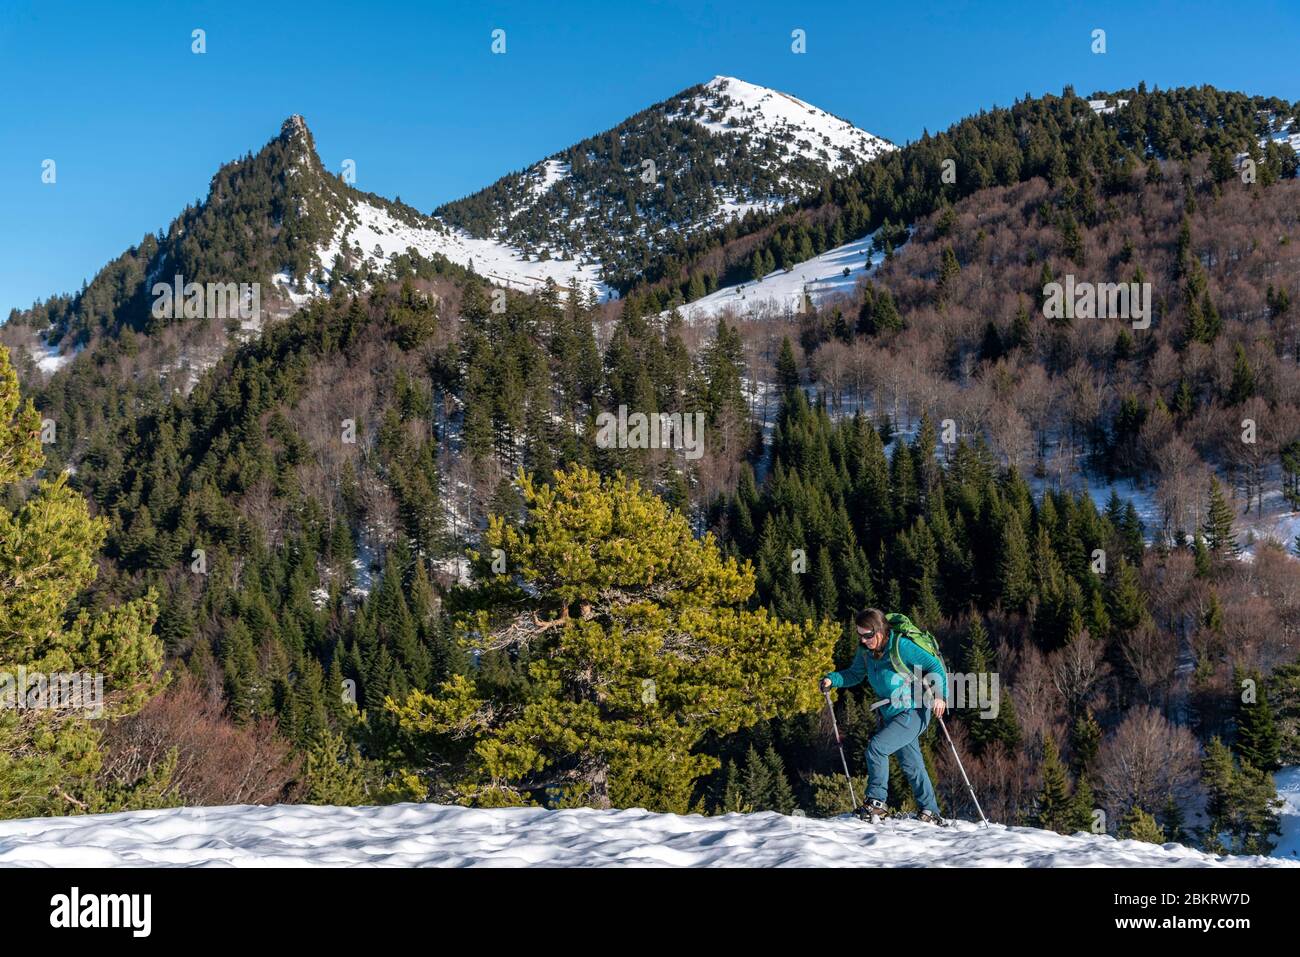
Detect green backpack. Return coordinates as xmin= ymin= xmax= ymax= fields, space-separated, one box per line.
xmin=884 ymin=612 xmax=945 ymax=680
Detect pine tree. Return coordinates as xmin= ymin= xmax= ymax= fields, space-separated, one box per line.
xmin=1033 ymin=737 xmax=1074 ymax=833
xmin=936 ymin=245 xmax=961 ymax=302
xmin=303 ymin=729 xmax=368 ymax=805
xmin=386 ymin=467 xmax=839 ymax=812
xmin=1069 ymin=711 xmax=1102 ymax=777
xmin=1118 ymin=805 xmax=1165 ymax=843
xmin=776 ymin=336 xmax=800 ymax=395
xmin=1228 ymin=344 xmax=1256 ymax=404
xmin=0 ymin=346 xmax=165 ymax=818
xmin=1234 ymin=670 xmax=1281 ymax=772
xmin=1201 ymin=737 xmax=1282 ymax=855
xmin=961 ymin=615 xmax=1005 ymax=754
xmin=1106 ymin=558 xmax=1149 ymax=636
xmin=873 ymin=289 xmax=902 ymax=333
xmin=997 ymin=508 xmax=1033 ymax=611
xmin=1202 ymin=478 xmax=1239 ymax=556
xmin=764 ymin=746 xmax=797 ymax=814
xmin=742 ymin=744 xmax=774 ymax=810
xmin=1192 ymin=532 xmax=1212 ymax=577
xmin=1066 ymin=774 xmax=1098 ymax=834
xmin=1161 ymin=795 xmax=1185 ymax=844
xmin=813 ymin=547 xmax=839 ymax=621
xmin=720 ymin=759 xmax=747 ymax=813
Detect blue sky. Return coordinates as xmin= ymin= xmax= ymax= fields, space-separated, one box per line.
xmin=2 ymin=0 xmax=1297 ymax=315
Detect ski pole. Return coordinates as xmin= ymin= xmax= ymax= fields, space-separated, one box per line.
xmin=937 ymin=714 xmax=989 ymax=827
xmin=823 ymin=689 xmax=859 ymax=810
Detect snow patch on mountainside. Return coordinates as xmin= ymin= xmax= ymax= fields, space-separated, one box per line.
xmin=1088 ymin=97 xmax=1130 ymax=116
xmin=679 ymin=76 xmax=894 ymax=171
xmin=319 ymin=199 xmax=613 ymax=300
xmin=526 ymin=159 xmax=570 ymax=200
xmin=1263 ymin=116 xmax=1300 ymax=153
xmin=672 ymin=231 xmax=890 ymax=324
xmin=0 ymin=802 xmax=1290 ymax=868
xmin=28 ymin=332 xmax=82 ymax=374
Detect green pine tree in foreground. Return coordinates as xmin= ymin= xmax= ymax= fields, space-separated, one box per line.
xmin=0 ymin=346 xmax=167 ymax=818
xmin=387 ymin=466 xmax=839 ymax=812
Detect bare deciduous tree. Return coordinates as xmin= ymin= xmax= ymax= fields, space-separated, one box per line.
xmin=1093 ymin=706 xmax=1201 ymax=817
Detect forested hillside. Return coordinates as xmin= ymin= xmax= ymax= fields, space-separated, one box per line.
xmin=3 ymin=83 xmax=1298 ymax=857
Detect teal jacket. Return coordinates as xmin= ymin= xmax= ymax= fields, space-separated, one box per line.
xmin=825 ymin=633 xmax=948 ymax=719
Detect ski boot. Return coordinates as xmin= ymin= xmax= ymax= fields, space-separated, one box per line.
xmin=917 ymin=809 xmax=949 ymax=827
xmin=854 ymin=799 xmax=891 ymax=823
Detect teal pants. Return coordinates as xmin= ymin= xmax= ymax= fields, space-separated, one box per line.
xmin=865 ymin=709 xmax=940 ymax=815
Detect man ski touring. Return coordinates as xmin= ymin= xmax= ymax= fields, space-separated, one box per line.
xmin=821 ymin=608 xmax=949 ymax=825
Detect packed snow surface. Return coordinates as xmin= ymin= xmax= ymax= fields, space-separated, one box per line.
xmin=0 ymin=803 xmax=1291 ymax=868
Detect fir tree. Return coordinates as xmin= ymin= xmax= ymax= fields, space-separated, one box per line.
xmin=742 ymin=744 xmax=774 ymax=810
xmin=720 ymin=759 xmax=746 ymax=813
xmin=997 ymin=508 xmax=1033 ymax=611
xmin=1033 ymin=737 xmax=1074 ymax=834
xmin=1202 ymin=478 xmax=1239 ymax=556
xmin=1228 ymin=344 xmax=1256 ymax=404
xmin=1069 ymin=711 xmax=1102 ymax=778
xmin=1066 ymin=774 xmax=1098 ymax=834
xmin=1201 ymin=737 xmax=1282 ymax=855
xmin=1118 ymin=805 xmax=1165 ymax=843
xmin=1161 ymin=795 xmax=1185 ymax=844
xmin=776 ymin=336 xmax=800 ymax=395
xmin=764 ymin=745 xmax=797 ymax=815
xmin=1234 ymin=670 xmax=1281 ymax=772
xmin=303 ymin=729 xmax=368 ymax=805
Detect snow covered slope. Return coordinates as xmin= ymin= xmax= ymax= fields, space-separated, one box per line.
xmin=0 ymin=803 xmax=1290 ymax=868
xmin=672 ymin=230 xmax=891 ymax=324
xmin=295 ymin=196 xmax=613 ymax=303
xmin=678 ymin=76 xmax=894 ymax=171
xmin=270 ymin=116 xmax=614 ymax=305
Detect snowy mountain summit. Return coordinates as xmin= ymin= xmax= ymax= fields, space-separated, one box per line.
xmin=680 ymin=75 xmax=894 ymax=171
xmin=0 ymin=802 xmax=1290 ymax=867
xmin=436 ymin=76 xmax=895 ymax=290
